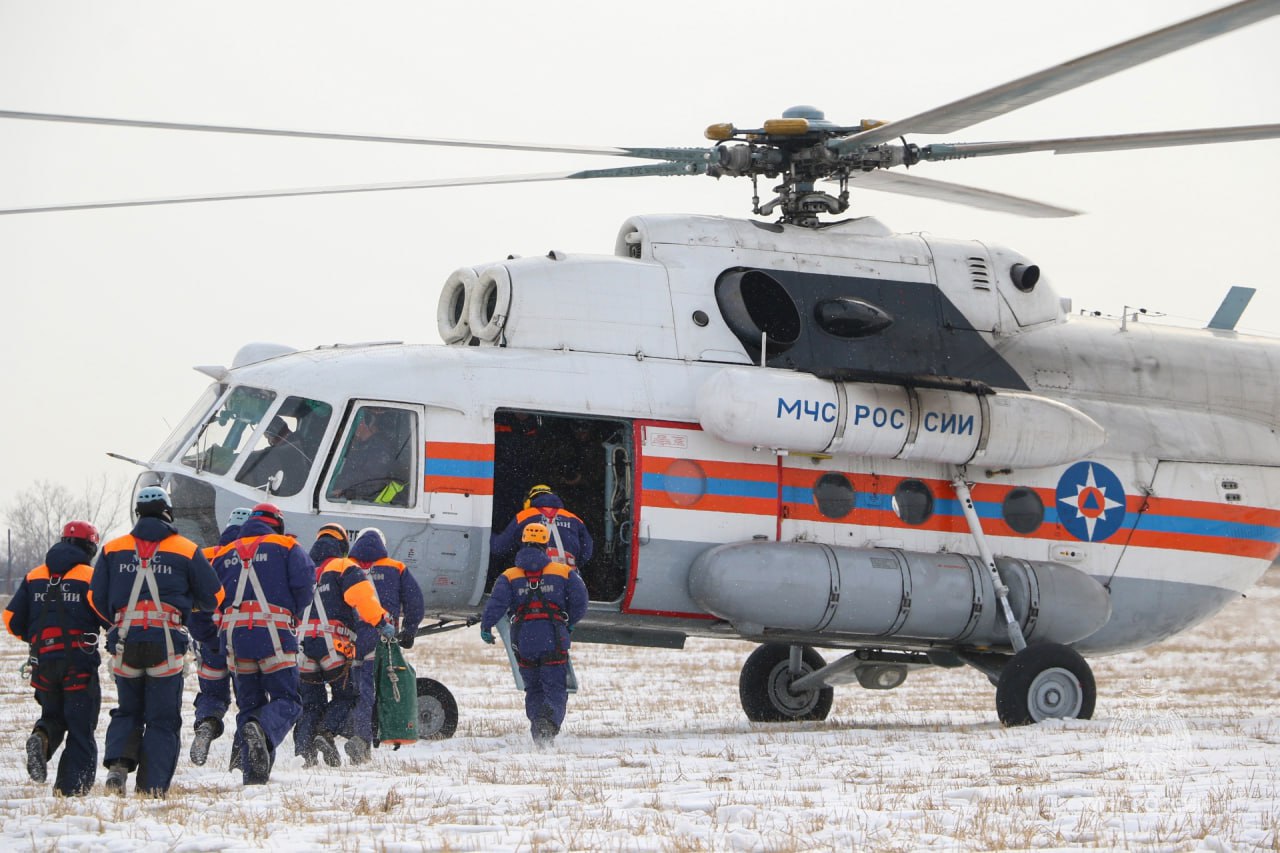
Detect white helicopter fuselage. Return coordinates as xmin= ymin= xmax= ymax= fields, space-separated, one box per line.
xmin=144 ymin=214 xmax=1280 ymax=661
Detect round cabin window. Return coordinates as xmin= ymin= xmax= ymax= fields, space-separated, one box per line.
xmin=892 ymin=480 xmax=934 ymax=525
xmin=1002 ymin=487 xmax=1045 ymax=534
xmin=813 ymin=472 xmax=856 ymax=520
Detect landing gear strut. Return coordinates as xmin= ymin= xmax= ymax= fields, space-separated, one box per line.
xmin=995 ymin=643 xmax=1096 ymax=726
xmin=739 ymin=644 xmax=834 ymax=722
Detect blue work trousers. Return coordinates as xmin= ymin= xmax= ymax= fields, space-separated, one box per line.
xmin=320 ymin=661 xmax=374 ymax=742
xmin=193 ymin=640 xmax=231 ymax=724
xmin=522 ymin=662 xmax=569 ymax=733
xmin=232 ymin=665 xmax=302 ymax=764
xmin=34 ymin=669 xmax=101 ymax=796
xmin=294 ymin=680 xmax=328 ymax=757
xmin=105 ymin=672 xmax=184 ymax=795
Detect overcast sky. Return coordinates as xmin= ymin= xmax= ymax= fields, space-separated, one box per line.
xmin=0 ymin=1 xmax=1277 ymax=525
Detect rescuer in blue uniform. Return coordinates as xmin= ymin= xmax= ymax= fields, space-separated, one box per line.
xmin=212 ymin=503 xmax=315 ymax=785
xmin=91 ymin=486 xmax=223 ymax=797
xmin=345 ymin=527 xmax=423 ymax=762
xmin=293 ymin=522 xmax=383 ymax=767
xmin=4 ymin=521 xmax=103 ymax=796
xmin=308 ymin=527 xmax=396 ymax=767
xmin=491 ymin=490 xmax=594 ymax=570
xmin=188 ymin=506 xmax=252 ymax=766
xmin=480 ymin=522 xmax=588 ymax=743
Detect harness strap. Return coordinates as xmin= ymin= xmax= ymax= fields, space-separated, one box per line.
xmin=546 ymin=521 xmax=575 ymax=566
xmin=116 ymin=538 xmax=177 ymax=666
xmin=222 ymin=537 xmax=292 ymax=668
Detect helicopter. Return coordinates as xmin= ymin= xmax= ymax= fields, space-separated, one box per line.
xmin=3 ymin=0 xmax=1280 ymax=736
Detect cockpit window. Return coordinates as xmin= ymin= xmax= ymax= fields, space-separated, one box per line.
xmin=155 ymin=383 xmax=223 ymax=464
xmin=182 ymin=386 xmax=277 ymax=475
xmin=236 ymin=396 xmax=333 ymax=497
xmin=325 ymin=406 xmax=417 ymax=507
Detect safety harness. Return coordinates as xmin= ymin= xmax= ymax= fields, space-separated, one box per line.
xmin=296 ymin=570 xmax=356 ymax=684
xmin=112 ymin=538 xmax=186 ymax=678
xmin=29 ymin=565 xmax=96 ymax=691
xmin=510 ymin=565 xmax=569 ymax=666
xmin=220 ymin=536 xmax=296 ymax=674
xmin=544 ymin=518 xmax=576 ymax=567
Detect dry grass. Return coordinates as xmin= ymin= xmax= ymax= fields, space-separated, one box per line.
xmin=0 ymin=570 xmax=1278 ymax=850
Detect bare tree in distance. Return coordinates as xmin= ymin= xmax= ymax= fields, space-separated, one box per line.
xmin=4 ymin=475 xmax=129 ymax=593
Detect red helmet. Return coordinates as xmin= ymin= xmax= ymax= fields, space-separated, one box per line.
xmin=61 ymin=520 xmax=100 ymax=545
xmin=250 ymin=502 xmax=284 ymax=531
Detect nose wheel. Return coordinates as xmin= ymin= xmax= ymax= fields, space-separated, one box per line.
xmin=739 ymin=644 xmax=834 ymax=722
xmin=416 ymin=677 xmax=459 ymax=739
xmin=995 ymin=643 xmax=1096 ymax=726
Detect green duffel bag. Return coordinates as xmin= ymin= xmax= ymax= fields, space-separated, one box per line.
xmin=375 ymin=640 xmax=419 ymax=746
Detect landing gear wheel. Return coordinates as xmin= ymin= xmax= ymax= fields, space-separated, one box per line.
xmin=739 ymin=644 xmax=834 ymax=722
xmin=995 ymin=643 xmax=1096 ymax=726
xmin=417 ymin=677 xmax=459 ymax=740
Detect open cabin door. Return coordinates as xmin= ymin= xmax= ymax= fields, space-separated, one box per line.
xmin=632 ymin=421 xmax=776 ymax=616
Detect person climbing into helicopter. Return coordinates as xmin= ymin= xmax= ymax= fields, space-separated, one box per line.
xmin=341 ymin=527 xmax=423 ymax=762
xmin=91 ymin=485 xmax=223 ymax=797
xmin=491 ymin=487 xmax=594 ymax=572
xmin=480 ymin=521 xmax=587 ymax=744
xmin=4 ymin=520 xmax=103 ymax=796
xmin=188 ymin=506 xmax=253 ymax=767
xmin=210 ymin=502 xmax=314 ymax=785
xmin=307 ymin=526 xmax=398 ymax=767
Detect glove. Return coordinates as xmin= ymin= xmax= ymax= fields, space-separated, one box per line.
xmin=398 ymin=630 xmax=416 ymax=650
xmin=377 ymin=618 xmax=398 ymax=643
xmin=480 ymin=628 xmax=495 ymax=645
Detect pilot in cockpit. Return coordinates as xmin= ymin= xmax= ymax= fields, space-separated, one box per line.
xmin=237 ymin=416 xmax=310 ymax=496
xmin=328 ymin=409 xmax=412 ymax=506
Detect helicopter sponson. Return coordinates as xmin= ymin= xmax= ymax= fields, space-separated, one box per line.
xmin=689 ymin=542 xmax=1111 ymax=647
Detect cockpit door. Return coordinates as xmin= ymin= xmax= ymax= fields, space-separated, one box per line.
xmin=317 ymin=400 xmax=425 ymax=518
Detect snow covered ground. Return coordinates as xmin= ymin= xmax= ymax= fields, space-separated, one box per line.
xmin=2 ymin=571 xmax=1278 ymax=851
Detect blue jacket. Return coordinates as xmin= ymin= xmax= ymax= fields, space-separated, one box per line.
xmin=91 ymin=517 xmax=222 ymax=654
xmin=5 ymin=541 xmax=103 ymax=666
xmin=212 ymin=518 xmax=314 ymax=659
xmin=491 ymin=504 xmax=594 ymax=567
xmin=312 ymin=557 xmax=388 ymax=658
xmin=481 ymin=546 xmax=587 ymax=664
xmin=191 ymin=524 xmax=242 ymax=646
xmin=350 ymin=531 xmax=424 ymax=635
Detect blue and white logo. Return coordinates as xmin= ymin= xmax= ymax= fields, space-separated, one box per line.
xmin=1056 ymin=461 xmax=1126 ymax=542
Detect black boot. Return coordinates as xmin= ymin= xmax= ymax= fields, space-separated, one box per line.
xmin=531 ymin=715 xmax=559 ymax=746
xmin=241 ymin=721 xmax=272 ymax=786
xmin=189 ymin=717 xmax=222 ymax=766
xmin=25 ymin=730 xmax=48 ymax=783
xmin=313 ymin=730 xmax=341 ymax=768
xmin=344 ymin=736 xmax=371 ymax=765
xmin=104 ymin=762 xmax=129 ymax=796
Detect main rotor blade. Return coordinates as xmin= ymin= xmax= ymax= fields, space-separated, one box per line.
xmin=0 ymin=109 xmax=709 ymax=163
xmin=833 ymin=0 xmax=1280 ymax=153
xmin=0 ymin=162 xmax=698 ymax=216
xmin=847 ymin=170 xmax=1081 ymax=218
xmin=919 ymin=124 xmax=1280 ymax=160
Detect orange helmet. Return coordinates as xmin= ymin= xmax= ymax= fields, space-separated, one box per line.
xmin=521 ymin=523 xmax=550 ymax=545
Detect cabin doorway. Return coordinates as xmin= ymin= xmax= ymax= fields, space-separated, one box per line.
xmin=489 ymin=410 xmax=632 ymax=603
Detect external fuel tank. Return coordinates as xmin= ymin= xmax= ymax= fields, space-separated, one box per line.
xmin=688 ymin=541 xmax=1111 ymax=648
